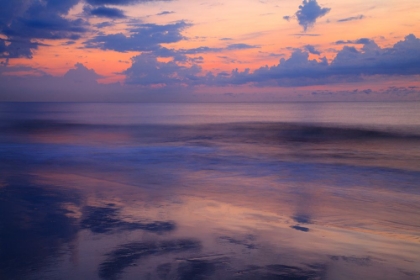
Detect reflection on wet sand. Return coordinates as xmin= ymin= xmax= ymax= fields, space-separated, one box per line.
xmin=1 ymin=103 xmax=420 ymax=279
xmin=99 ymin=239 xmax=201 ymax=280
xmin=18 ymin=170 xmax=419 ymax=280
xmin=0 ymin=177 xmax=80 ymax=279
xmin=81 ymin=205 xmax=176 ymax=234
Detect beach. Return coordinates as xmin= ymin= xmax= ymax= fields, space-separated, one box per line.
xmin=1 ymin=102 xmax=419 ymax=280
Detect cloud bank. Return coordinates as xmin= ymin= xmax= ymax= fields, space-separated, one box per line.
xmin=119 ymin=34 xmax=420 ymax=88
xmin=202 ymin=34 xmax=420 ymax=87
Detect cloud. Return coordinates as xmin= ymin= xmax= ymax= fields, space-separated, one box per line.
xmin=227 ymin=43 xmax=260 ymax=50
xmin=0 ymin=0 xmax=172 ymax=59
xmin=84 ymin=21 xmax=190 ymax=52
xmin=157 ymin=11 xmax=175 ymax=16
xmin=0 ymin=62 xmax=100 ymax=88
xmin=103 ymin=41 xmax=260 ymax=65
xmin=63 ymin=40 xmax=76 ymax=45
xmin=154 ymin=43 xmax=259 ymax=58
xmin=118 ymin=34 xmax=420 ymax=88
xmin=295 ymin=0 xmax=331 ymax=31
xmin=2 ymin=49 xmax=420 ymax=102
xmin=337 ymin=15 xmax=364 ymax=22
xmin=0 ymin=40 xmax=6 ymax=54
xmin=0 ymin=38 xmax=46 ymax=59
xmin=85 ymin=0 xmax=172 ymax=5
xmin=181 ymin=46 xmax=223 ymax=54
xmin=217 ymin=56 xmax=242 ymax=64
xmin=304 ymin=44 xmax=321 ymax=55
xmin=124 ymin=53 xmax=201 ymax=86
xmin=0 ymin=0 xmax=87 ymax=58
xmin=0 ymin=63 xmax=48 ymax=76
xmin=310 ymin=86 xmax=420 ymax=100
xmin=335 ymin=38 xmax=372 ymax=45
xmin=205 ymin=34 xmax=420 ymax=86
xmin=87 ymin=6 xmax=127 ymax=18
xmin=208 ymin=49 xmax=330 ymax=87
xmin=0 ymin=62 xmax=102 ymax=85
xmin=330 ymin=34 xmax=420 ymax=75
xmin=0 ymin=62 xmax=117 ymax=102
xmin=1 ymin=0 xmax=87 ymax=39
xmin=177 ymin=43 xmax=259 ymax=55
xmin=292 ymin=33 xmax=320 ymax=37
xmin=94 ymin=21 xmax=116 ymax=28
xmin=64 ymin=63 xmax=103 ymax=84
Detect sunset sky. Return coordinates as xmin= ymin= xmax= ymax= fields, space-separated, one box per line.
xmin=1 ymin=0 xmax=420 ymax=102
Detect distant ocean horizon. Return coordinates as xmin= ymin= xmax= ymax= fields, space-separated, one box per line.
xmin=2 ymin=101 xmax=420 ymax=125
xmin=1 ymin=101 xmax=419 ymax=279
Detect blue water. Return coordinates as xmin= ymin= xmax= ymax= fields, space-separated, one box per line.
xmin=0 ymin=102 xmax=419 ymax=280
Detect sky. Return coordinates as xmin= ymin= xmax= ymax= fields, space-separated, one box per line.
xmin=0 ymin=0 xmax=420 ymax=102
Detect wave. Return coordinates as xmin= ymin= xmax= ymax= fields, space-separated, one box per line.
xmin=2 ymin=119 xmax=420 ymax=143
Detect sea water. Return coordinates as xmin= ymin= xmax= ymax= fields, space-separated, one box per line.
xmin=0 ymin=102 xmax=419 ymax=280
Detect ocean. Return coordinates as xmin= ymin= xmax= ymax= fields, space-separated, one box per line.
xmin=0 ymin=102 xmax=419 ymax=280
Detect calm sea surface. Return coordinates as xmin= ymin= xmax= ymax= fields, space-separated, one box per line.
xmin=1 ymin=102 xmax=419 ymax=280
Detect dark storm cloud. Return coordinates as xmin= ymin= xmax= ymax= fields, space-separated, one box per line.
xmin=0 ymin=0 xmax=87 ymax=58
xmin=338 ymin=15 xmax=365 ymax=22
xmin=88 ymin=6 xmax=127 ymax=18
xmin=295 ymin=0 xmax=331 ymax=31
xmin=84 ymin=21 xmax=190 ymax=52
